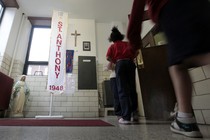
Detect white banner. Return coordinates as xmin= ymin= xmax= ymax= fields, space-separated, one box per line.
xmin=47 ymin=10 xmax=68 ymax=94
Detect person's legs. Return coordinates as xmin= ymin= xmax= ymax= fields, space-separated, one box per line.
xmin=158 ymin=0 xmax=210 ymax=137
xmin=168 ymin=54 xmax=210 ymax=138
xmin=110 ymin=77 xmax=121 ymax=118
xmin=127 ymin=61 xmax=139 ymax=122
xmin=115 ymin=60 xmax=131 ymax=123
xmin=169 ymin=64 xmax=202 ymax=138
xmin=170 ymin=53 xmax=210 ymax=113
xmin=169 ymin=65 xmax=192 ymax=113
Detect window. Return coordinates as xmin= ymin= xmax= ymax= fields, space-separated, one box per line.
xmin=23 ymin=27 xmax=51 ymax=75
xmin=0 ymin=0 xmax=5 ymax=24
xmin=29 ymin=28 xmax=51 ymax=61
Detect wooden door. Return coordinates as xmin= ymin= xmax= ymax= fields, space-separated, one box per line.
xmin=138 ymin=45 xmax=176 ymax=120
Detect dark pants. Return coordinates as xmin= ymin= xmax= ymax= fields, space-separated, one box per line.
xmin=115 ymin=59 xmax=138 ymax=121
xmin=159 ymin=0 xmax=210 ymax=66
xmin=110 ymin=77 xmax=121 ymax=116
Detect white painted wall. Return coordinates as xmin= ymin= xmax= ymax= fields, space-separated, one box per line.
xmin=96 ymin=23 xmax=111 ymax=64
xmin=15 ymin=18 xmax=31 ymax=62
xmin=141 ymin=20 xmax=155 ymax=38
xmin=96 ymin=21 xmax=127 ymax=64
xmin=67 ymin=19 xmax=96 ymax=62
xmin=4 ymin=9 xmax=22 ymax=57
xmin=0 ymin=7 xmax=31 ymax=76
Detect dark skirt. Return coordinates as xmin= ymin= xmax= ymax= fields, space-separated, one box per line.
xmin=159 ymin=0 xmax=210 ymax=66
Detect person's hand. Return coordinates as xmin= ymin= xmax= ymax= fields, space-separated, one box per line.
xmin=107 ymin=62 xmax=112 ymax=70
xmin=128 ymin=36 xmax=143 ymax=50
xmin=107 ymin=62 xmax=115 ymax=70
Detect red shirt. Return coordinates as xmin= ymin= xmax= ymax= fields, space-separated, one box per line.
xmin=106 ymin=41 xmax=135 ymax=63
xmin=127 ymin=0 xmax=168 ymax=50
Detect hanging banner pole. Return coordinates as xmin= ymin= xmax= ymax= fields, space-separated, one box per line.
xmin=36 ymin=10 xmax=68 ymax=119
xmin=49 ymin=92 xmax=53 ymax=116
xmin=47 ymin=10 xmax=68 ymax=94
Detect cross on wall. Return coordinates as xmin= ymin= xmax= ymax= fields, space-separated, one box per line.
xmin=71 ymin=30 xmax=81 ymax=47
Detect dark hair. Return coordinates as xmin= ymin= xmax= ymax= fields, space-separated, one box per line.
xmin=108 ymin=26 xmax=124 ymax=42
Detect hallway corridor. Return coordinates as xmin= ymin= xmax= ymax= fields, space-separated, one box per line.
xmin=0 ymin=117 xmax=209 ymax=140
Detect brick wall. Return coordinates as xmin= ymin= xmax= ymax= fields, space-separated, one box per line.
xmin=0 ymin=53 xmax=12 ymax=75
xmin=190 ymin=64 xmax=210 ymax=124
xmin=13 ymin=63 xmax=111 ymax=118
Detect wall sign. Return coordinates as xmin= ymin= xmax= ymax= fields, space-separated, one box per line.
xmin=83 ymin=41 xmax=91 ymax=51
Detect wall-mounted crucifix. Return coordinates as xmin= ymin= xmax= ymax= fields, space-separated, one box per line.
xmin=71 ymin=30 xmax=81 ymax=47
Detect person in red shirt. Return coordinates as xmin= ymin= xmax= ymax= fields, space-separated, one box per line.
xmin=127 ymin=0 xmax=210 ymax=138
xmin=106 ymin=26 xmax=139 ymax=124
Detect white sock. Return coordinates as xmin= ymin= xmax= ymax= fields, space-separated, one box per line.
xmin=177 ymin=111 xmax=195 ymax=124
xmin=177 ymin=111 xmax=193 ymax=118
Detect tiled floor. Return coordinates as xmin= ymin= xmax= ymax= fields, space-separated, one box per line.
xmin=0 ymin=117 xmax=210 ymax=140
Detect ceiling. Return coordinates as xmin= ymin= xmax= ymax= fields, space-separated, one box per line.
xmin=16 ymin=0 xmax=133 ymax=23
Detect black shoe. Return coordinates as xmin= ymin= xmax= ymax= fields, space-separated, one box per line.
xmin=131 ymin=111 xmax=139 ymax=123
xmin=170 ymin=117 xmax=202 ymax=138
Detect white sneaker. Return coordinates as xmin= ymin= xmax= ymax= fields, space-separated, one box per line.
xmin=170 ymin=117 xmax=202 ymax=138
xmin=118 ymin=118 xmax=131 ymax=124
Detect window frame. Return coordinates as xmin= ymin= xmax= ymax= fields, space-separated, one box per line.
xmin=23 ymin=25 xmax=51 ymax=75
xmin=0 ymin=0 xmax=5 ymax=24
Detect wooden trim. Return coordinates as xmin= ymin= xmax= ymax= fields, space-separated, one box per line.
xmin=150 ymin=25 xmax=160 ymax=36
xmin=142 ymin=25 xmax=159 ymax=48
xmin=2 ymin=0 xmax=19 ymax=8
xmin=28 ymin=17 xmax=52 ymax=27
